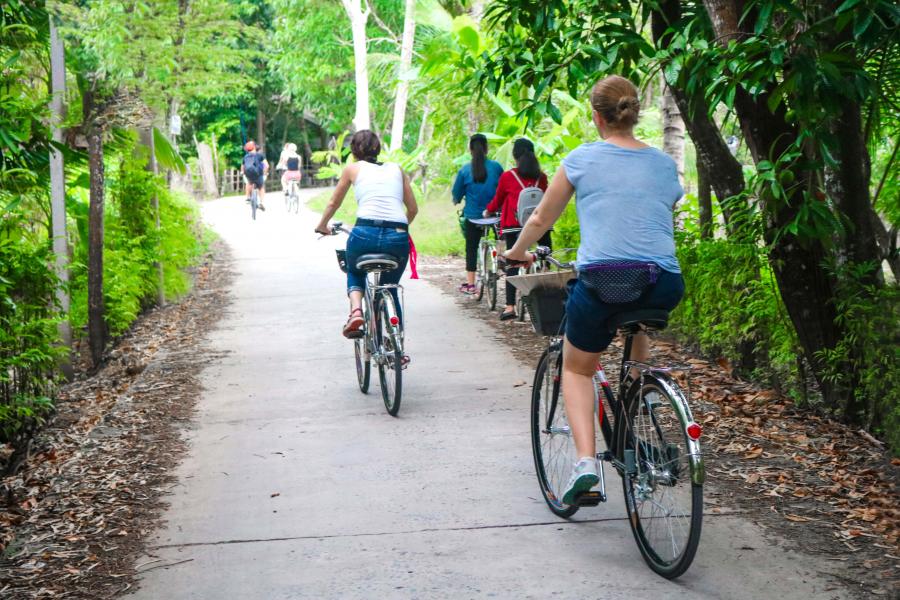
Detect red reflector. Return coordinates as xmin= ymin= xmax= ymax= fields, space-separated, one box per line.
xmin=389 ymin=316 xmax=400 ymax=326
xmin=686 ymin=423 xmax=702 ymax=440
xmin=492 ymin=250 xmax=497 ymax=257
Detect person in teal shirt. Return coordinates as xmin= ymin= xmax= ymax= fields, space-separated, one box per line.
xmin=452 ymin=134 xmax=504 ymax=294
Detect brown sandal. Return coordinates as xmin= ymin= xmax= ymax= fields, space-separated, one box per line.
xmin=342 ymin=308 xmax=364 ymax=339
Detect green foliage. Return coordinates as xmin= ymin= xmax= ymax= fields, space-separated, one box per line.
xmin=0 ymin=211 xmax=61 ymax=446
xmin=68 ymin=135 xmax=204 ymax=335
xmin=816 ymin=262 xmax=900 ymax=448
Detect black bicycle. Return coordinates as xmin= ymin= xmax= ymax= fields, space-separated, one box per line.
xmin=522 ymin=247 xmax=704 ymax=579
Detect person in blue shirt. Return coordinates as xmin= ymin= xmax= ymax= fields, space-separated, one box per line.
xmin=452 ymin=134 xmax=504 ymax=294
xmin=504 ymin=75 xmax=685 ymax=505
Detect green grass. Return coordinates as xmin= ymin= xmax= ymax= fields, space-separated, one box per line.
xmin=309 ymin=186 xmax=464 ymax=257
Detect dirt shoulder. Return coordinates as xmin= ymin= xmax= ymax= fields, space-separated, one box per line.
xmin=0 ymin=242 xmax=232 ymax=599
xmin=420 ymin=255 xmax=899 ymax=599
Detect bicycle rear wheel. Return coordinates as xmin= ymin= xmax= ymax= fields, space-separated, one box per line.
xmin=618 ymin=374 xmax=703 ymax=579
xmin=250 ymin=188 xmax=258 ymax=220
xmin=531 ymin=346 xmax=579 ymax=518
xmin=376 ymin=292 xmax=402 ymax=416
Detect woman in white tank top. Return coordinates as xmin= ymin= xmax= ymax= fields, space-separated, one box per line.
xmin=315 ymin=130 xmax=418 ymax=338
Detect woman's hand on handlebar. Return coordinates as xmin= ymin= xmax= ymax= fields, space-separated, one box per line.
xmin=501 ymin=248 xmax=535 ymax=268
xmin=314 ymin=224 xmax=331 ymax=236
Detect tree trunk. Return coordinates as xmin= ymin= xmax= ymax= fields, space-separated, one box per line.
xmin=660 ymin=79 xmax=685 ymax=188
xmin=697 ymin=158 xmax=713 ymax=239
xmin=341 ymin=0 xmax=371 ymax=131
xmin=49 ymin=16 xmax=72 ymax=378
xmin=84 ymin=108 xmax=107 ymax=366
xmin=389 ymin=0 xmax=416 ymax=152
xmin=299 ymin=117 xmax=313 ymax=161
xmin=256 ymin=104 xmax=267 ymax=154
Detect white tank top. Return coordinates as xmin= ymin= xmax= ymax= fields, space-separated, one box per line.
xmin=353 ymin=161 xmax=408 ymax=224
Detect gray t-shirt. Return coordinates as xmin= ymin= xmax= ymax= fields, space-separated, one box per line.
xmin=561 ymin=141 xmax=683 ymax=273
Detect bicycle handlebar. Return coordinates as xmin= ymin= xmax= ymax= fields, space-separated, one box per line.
xmin=499 ymin=245 xmax=574 ymax=269
xmin=316 ymin=221 xmax=351 ymax=238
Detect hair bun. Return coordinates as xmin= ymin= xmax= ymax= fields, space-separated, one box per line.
xmin=616 ymin=97 xmax=639 ymax=114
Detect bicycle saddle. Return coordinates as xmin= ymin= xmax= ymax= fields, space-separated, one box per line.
xmin=355 ymin=253 xmax=400 ymax=272
xmin=469 ymin=216 xmax=500 ymax=226
xmin=607 ymin=309 xmax=669 ymax=333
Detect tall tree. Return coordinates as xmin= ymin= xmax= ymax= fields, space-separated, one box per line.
xmin=389 ymin=0 xmax=416 ymax=151
xmin=340 ymin=0 xmax=372 ymax=130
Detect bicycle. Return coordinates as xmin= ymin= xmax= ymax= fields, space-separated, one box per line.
xmin=469 ymin=216 xmax=500 ymax=309
xmin=249 ymin=181 xmax=260 ymax=220
xmin=285 ymin=178 xmax=300 ymax=214
xmin=520 ymin=247 xmax=704 ymax=579
xmin=325 ymin=222 xmax=406 ymax=416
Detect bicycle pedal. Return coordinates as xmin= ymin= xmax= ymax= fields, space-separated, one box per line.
xmin=573 ymin=491 xmax=606 ymax=506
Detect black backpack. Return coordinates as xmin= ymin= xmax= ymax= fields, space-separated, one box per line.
xmin=286 ymin=156 xmax=300 ymax=170
xmin=243 ymin=152 xmax=263 ymax=179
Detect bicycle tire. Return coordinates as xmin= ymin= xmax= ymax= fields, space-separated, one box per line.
xmin=250 ymin=189 xmax=258 ymax=220
xmin=617 ymin=374 xmax=703 ymax=579
xmin=376 ymin=292 xmax=402 ymax=416
xmin=486 ymin=248 xmax=498 ymax=311
xmin=531 ymin=346 xmax=579 ymax=518
xmin=475 ymin=243 xmax=486 ymax=302
xmin=354 ymin=337 xmax=370 ymax=393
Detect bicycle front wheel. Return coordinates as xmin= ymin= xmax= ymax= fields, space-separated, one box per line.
xmin=354 ymin=337 xmax=370 ymax=393
xmin=618 ymin=374 xmax=703 ymax=579
xmin=376 ymin=292 xmax=402 ymax=416
xmin=531 ymin=346 xmax=579 ymax=518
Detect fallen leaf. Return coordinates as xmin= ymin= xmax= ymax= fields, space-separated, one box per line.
xmin=785 ymin=514 xmax=813 ymax=522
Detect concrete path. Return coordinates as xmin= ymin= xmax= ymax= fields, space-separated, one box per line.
xmin=131 ymin=192 xmax=844 ymax=599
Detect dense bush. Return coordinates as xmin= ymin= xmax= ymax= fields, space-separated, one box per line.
xmin=0 ymin=212 xmax=62 ymax=448
xmin=69 ymin=138 xmax=205 ymax=335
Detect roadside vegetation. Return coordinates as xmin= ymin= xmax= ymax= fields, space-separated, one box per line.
xmin=2 ymin=0 xmax=898 ymax=474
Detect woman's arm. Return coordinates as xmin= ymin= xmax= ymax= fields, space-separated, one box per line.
xmin=451 ymin=169 xmax=465 ymax=204
xmin=505 ymin=167 xmax=575 ymax=260
xmin=402 ymin=172 xmax=419 ymax=225
xmin=315 ymin=164 xmax=355 ymax=233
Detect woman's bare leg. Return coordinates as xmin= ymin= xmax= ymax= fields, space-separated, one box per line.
xmin=562 ymin=337 xmax=602 ymax=459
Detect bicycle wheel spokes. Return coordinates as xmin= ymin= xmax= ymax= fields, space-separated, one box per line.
xmin=376 ymin=292 xmax=402 ymax=416
xmin=531 ymin=348 xmax=578 ymax=518
xmin=621 ymin=379 xmax=702 ymax=578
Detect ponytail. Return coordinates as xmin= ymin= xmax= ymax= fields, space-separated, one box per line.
xmin=469 ymin=133 xmax=488 ymax=183
xmin=512 ymin=138 xmax=540 ymax=180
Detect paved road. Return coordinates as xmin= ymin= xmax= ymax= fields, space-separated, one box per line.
xmin=131 ymin=191 xmax=845 ymax=599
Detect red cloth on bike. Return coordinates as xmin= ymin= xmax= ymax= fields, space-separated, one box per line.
xmin=409 ymin=235 xmax=419 ymax=280
xmin=485 ymin=168 xmax=547 ymax=231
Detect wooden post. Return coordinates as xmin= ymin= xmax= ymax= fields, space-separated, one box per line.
xmin=49 ymin=17 xmax=73 ymax=378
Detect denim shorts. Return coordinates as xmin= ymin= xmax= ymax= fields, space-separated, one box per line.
xmin=565 ymin=269 xmax=685 ymax=353
xmin=345 ymin=224 xmax=409 ymax=294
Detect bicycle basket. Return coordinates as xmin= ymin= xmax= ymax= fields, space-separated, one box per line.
xmin=335 ymin=249 xmax=348 ymax=273
xmin=508 ymin=271 xmax=572 ymax=336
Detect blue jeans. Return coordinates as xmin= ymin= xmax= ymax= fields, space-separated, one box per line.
xmin=346 ymin=225 xmax=409 ymax=315
xmin=565 ymin=270 xmax=685 ymax=353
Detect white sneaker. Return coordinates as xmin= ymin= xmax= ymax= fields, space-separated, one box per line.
xmin=562 ymin=457 xmax=600 ymax=505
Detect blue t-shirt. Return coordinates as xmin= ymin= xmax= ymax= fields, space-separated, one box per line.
xmin=452 ymin=159 xmax=504 ymax=219
xmin=562 ymin=141 xmax=683 ymax=273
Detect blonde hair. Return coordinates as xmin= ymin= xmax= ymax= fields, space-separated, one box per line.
xmin=590 ymin=75 xmax=640 ymax=131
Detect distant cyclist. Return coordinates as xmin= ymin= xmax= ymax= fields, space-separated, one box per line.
xmin=315 ymin=130 xmax=419 ymax=338
xmin=451 ymin=134 xmax=503 ymax=295
xmin=503 ymin=75 xmax=685 ymax=504
xmin=241 ymin=141 xmax=268 ymax=211
xmin=277 ymin=142 xmax=303 ymax=197
xmin=485 ymin=138 xmax=551 ymax=320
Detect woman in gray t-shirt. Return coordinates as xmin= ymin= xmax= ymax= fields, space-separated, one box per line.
xmin=504 ymin=75 xmax=685 ymax=505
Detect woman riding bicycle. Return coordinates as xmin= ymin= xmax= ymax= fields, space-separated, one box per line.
xmin=504 ymin=75 xmax=685 ymax=504
xmin=277 ymin=142 xmax=303 ymax=197
xmin=315 ymin=130 xmax=418 ymax=338
xmin=485 ymin=138 xmax=551 ymax=321
xmin=451 ymin=134 xmax=504 ymax=295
